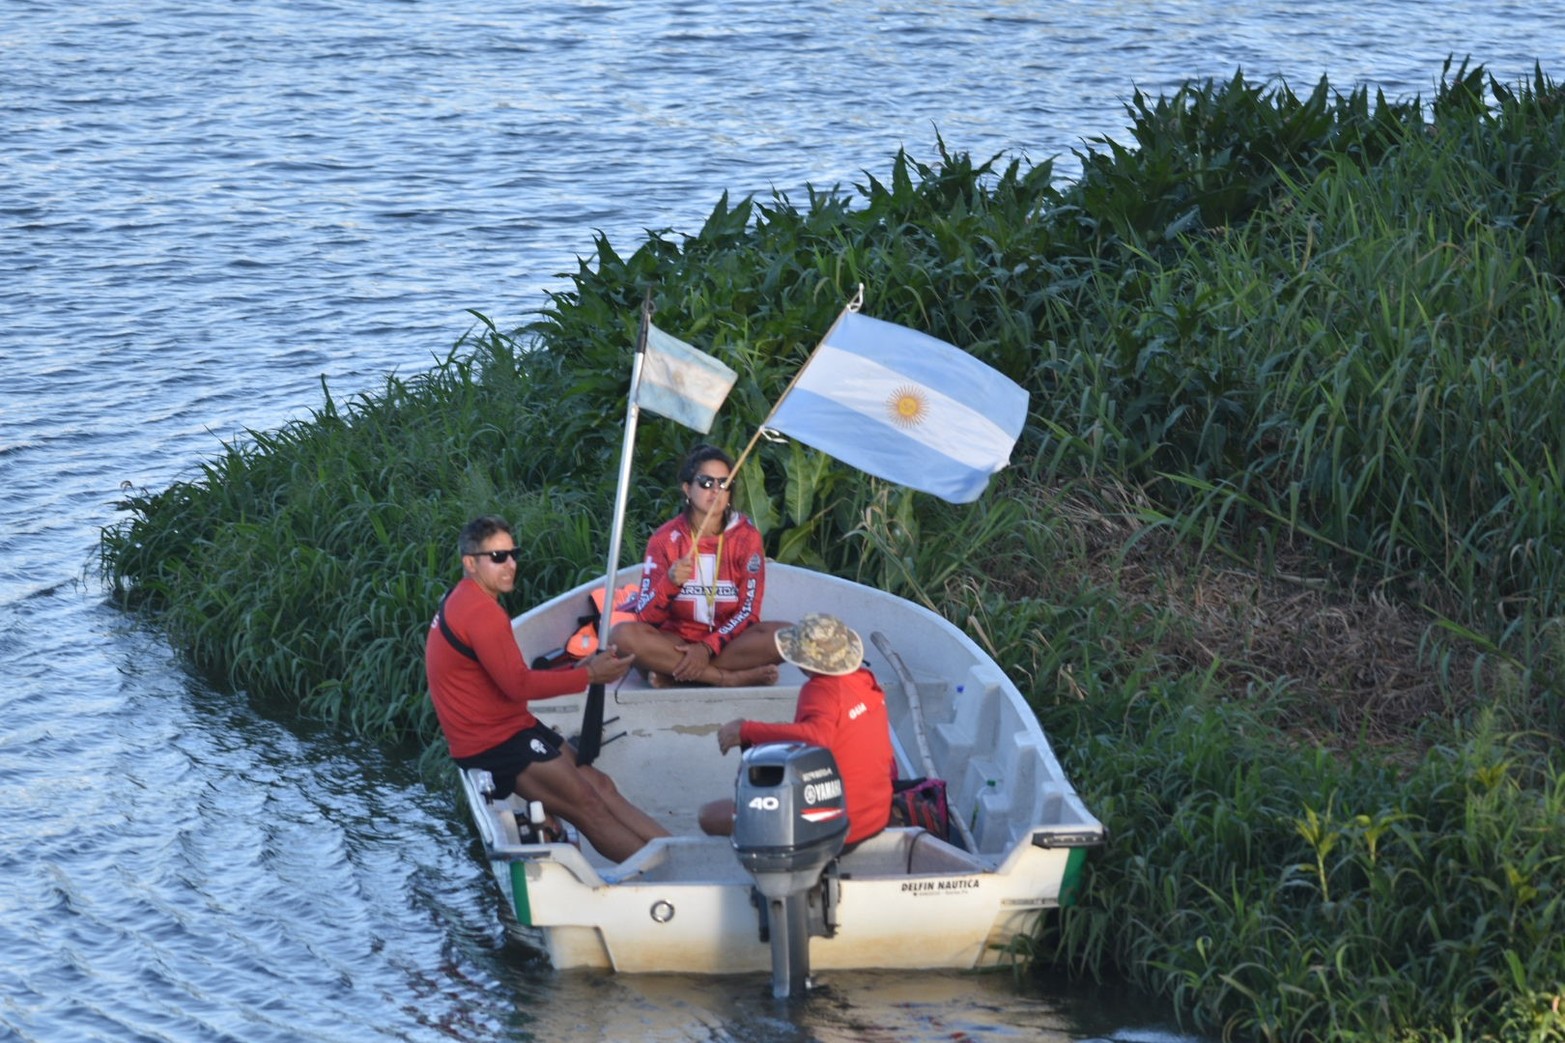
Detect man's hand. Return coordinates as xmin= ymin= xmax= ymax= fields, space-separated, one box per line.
xmin=584 ymin=646 xmax=634 ymax=684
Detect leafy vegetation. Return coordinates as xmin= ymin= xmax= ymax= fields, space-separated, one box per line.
xmin=103 ymin=60 xmax=1565 ymax=1041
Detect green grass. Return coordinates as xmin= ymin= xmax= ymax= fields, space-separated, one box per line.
xmin=103 ymin=60 xmax=1565 ymax=1042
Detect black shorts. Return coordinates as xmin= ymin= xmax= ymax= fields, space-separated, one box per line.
xmin=455 ymin=723 xmax=567 ymax=799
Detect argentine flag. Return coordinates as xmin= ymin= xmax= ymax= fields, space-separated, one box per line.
xmin=634 ymin=324 xmax=738 ymax=434
xmin=765 ymin=312 xmax=1028 ymax=503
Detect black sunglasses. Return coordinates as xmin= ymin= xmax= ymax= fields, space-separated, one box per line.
xmin=470 ymin=548 xmax=522 ymax=564
xmin=692 ymin=474 xmax=732 ymax=490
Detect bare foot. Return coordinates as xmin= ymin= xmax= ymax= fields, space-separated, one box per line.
xmin=648 ymin=670 xmax=676 ymax=689
xmin=722 ymin=664 xmax=779 ymax=687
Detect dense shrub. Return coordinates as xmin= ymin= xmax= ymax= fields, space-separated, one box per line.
xmin=104 ymin=62 xmax=1565 ymax=1041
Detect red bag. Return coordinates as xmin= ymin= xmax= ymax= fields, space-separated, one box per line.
xmin=889 ymin=776 xmax=951 ymax=842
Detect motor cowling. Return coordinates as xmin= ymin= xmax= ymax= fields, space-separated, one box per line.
xmin=733 ymin=742 xmax=849 ymax=887
xmin=731 ymin=742 xmax=848 ymax=998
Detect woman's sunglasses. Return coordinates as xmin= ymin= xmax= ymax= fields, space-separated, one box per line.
xmin=692 ymin=474 xmax=732 ymax=490
xmin=471 ymin=548 xmax=522 ymax=564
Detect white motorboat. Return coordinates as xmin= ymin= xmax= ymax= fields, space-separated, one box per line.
xmin=457 ymin=561 xmax=1104 ymax=993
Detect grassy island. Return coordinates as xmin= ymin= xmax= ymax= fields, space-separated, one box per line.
xmin=104 ymin=61 xmax=1565 ymax=1042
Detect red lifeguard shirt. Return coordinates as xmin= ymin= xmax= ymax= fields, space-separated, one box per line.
xmin=425 ymin=577 xmax=590 ymax=759
xmin=628 ymin=511 xmax=768 ymax=656
xmin=739 ymin=667 xmax=896 ymax=844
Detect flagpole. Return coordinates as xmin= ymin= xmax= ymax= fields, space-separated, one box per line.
xmin=601 ymin=293 xmax=654 ymax=637
xmin=576 ymin=292 xmax=654 ymax=766
xmin=692 ymin=285 xmax=863 ymax=546
xmin=727 ymin=282 xmax=864 ymax=481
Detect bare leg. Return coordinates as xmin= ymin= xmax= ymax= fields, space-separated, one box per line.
xmin=560 ymin=746 xmax=670 ymax=844
xmin=611 ymin=620 xmax=785 ymax=687
xmin=712 ymin=621 xmax=788 ymax=673
xmin=698 ymin=798 xmax=735 ymax=836
xmin=511 ymin=756 xmax=660 ymax=863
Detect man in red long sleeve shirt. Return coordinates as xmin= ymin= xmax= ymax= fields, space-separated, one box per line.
xmin=699 ymin=613 xmax=895 ymax=847
xmin=427 ymin=515 xmax=668 ymax=862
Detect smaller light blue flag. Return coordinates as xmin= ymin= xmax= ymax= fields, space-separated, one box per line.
xmin=634 ymin=325 xmax=738 ymax=434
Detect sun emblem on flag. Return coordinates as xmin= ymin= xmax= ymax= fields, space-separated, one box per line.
xmin=886 ymin=384 xmax=928 ymax=428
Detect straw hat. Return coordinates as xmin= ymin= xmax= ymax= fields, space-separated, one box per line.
xmin=774 ymin=613 xmax=863 ymax=675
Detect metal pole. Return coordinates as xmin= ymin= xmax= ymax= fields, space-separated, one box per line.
xmin=576 ymin=295 xmax=653 ymax=766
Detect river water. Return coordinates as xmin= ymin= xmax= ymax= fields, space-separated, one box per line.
xmin=1 ymin=2 xmax=1555 ymax=1040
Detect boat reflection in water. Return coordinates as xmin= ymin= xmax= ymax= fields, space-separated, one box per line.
xmin=490 ymin=963 xmax=1203 ymax=1043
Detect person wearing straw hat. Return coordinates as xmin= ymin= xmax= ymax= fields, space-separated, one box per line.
xmin=700 ymin=613 xmax=895 ymax=846
xmin=611 ymin=443 xmax=787 ymax=688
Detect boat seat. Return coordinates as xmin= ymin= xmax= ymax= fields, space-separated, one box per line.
xmin=609 ymin=678 xmax=804 ymax=705
xmin=837 ymin=827 xmax=986 ymax=877
xmin=604 ymin=835 xmax=753 ymax=885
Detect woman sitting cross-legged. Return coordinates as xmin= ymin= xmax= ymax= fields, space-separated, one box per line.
xmin=609 ymin=443 xmax=786 ymax=688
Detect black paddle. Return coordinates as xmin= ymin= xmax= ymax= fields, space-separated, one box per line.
xmin=575 ymin=681 xmax=604 ymax=766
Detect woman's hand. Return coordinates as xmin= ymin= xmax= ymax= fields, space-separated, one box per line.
xmin=667 ymin=555 xmax=694 ymax=588
xmin=670 ymin=639 xmax=712 ymax=682
xmin=717 ymin=719 xmax=744 ymax=754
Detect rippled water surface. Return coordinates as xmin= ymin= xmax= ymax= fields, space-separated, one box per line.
xmin=1 ymin=1 xmax=1556 ymax=1039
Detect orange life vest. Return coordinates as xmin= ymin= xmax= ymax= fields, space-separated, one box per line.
xmin=566 ymin=582 xmax=641 ymax=658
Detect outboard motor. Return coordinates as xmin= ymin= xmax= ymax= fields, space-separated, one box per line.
xmin=731 ymin=742 xmax=848 ymax=999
